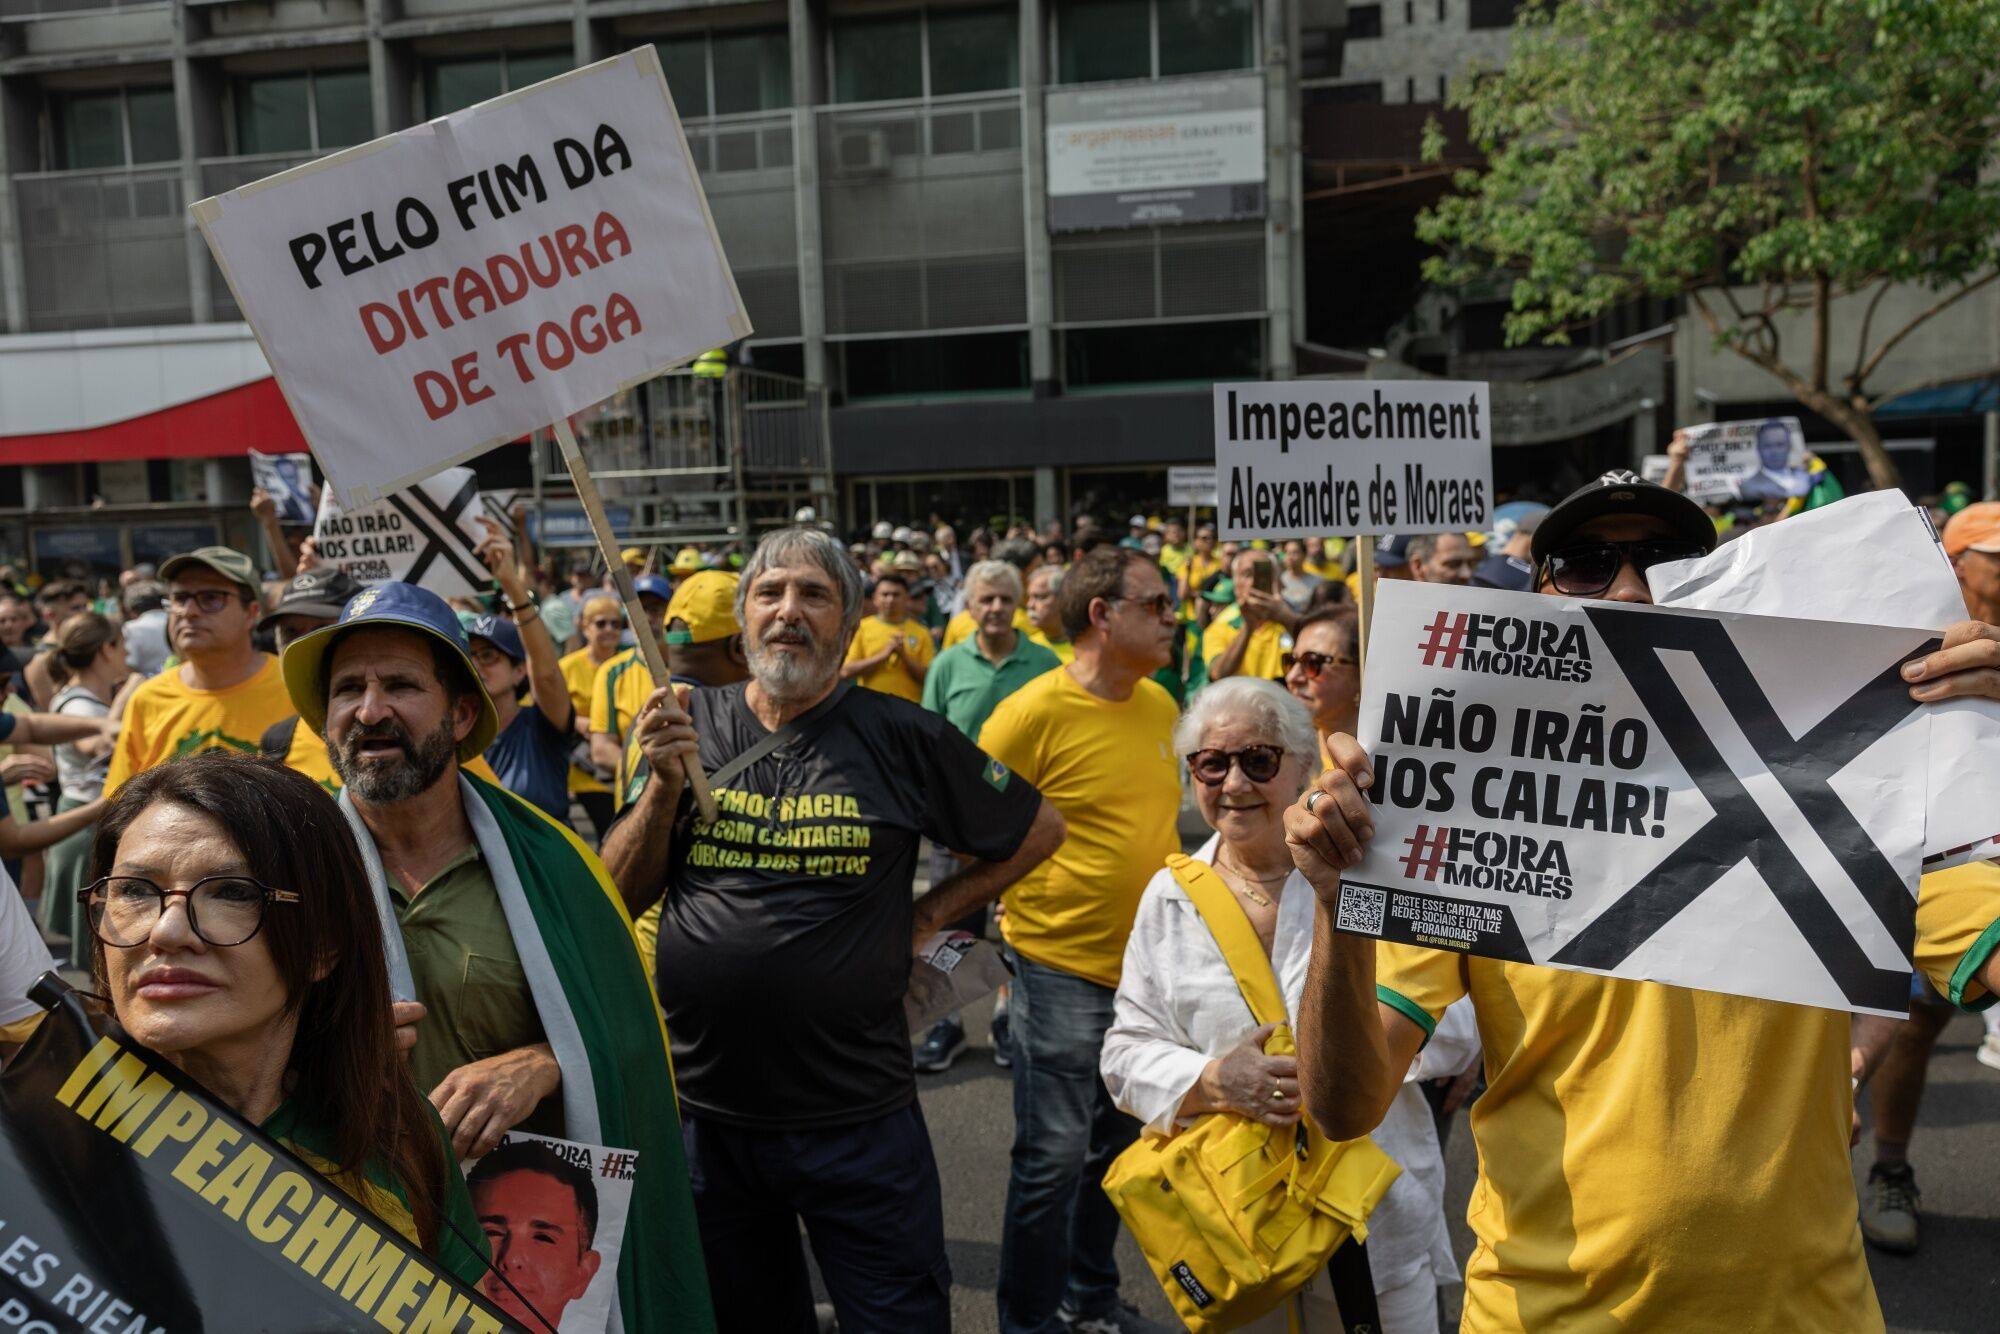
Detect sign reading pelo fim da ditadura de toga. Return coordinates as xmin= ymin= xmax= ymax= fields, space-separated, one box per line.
xmin=1212 ymin=381 xmax=1493 ymax=541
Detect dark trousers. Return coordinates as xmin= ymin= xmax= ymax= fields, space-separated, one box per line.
xmin=576 ymin=790 xmax=617 ymax=843
xmin=682 ymin=1101 xmax=952 ymax=1334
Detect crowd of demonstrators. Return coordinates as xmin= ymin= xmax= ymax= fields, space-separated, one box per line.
xmin=603 ymin=527 xmax=1065 ymax=1333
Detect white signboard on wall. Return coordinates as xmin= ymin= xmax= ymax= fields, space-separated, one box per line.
xmin=1046 ymin=75 xmax=1266 ymax=231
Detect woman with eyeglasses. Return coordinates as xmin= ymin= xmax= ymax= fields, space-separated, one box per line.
xmin=1100 ymin=678 xmax=1475 ymax=1332
xmin=78 ymin=752 xmax=488 ymax=1284
xmin=1283 ymin=605 xmax=1364 ymax=741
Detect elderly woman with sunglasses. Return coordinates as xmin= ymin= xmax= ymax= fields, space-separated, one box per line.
xmin=1100 ymin=678 xmax=1475 ymax=1332
xmin=77 ymin=752 xmax=488 ymax=1283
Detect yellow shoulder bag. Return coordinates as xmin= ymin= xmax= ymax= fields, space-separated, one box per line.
xmin=1101 ymin=854 xmax=1400 ymax=1333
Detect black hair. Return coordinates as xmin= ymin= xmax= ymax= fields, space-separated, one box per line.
xmin=467 ymin=1139 xmax=600 ymax=1248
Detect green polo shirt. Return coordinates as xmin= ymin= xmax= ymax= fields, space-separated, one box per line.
xmin=390 ymin=845 xmax=555 ymax=1133
xmin=922 ymin=632 xmax=1061 ymax=742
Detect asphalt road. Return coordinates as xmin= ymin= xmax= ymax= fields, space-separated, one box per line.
xmin=912 ymin=998 xmax=2000 ymax=1334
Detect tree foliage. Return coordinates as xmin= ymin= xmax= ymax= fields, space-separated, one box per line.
xmin=1418 ymin=0 xmax=2000 ymax=489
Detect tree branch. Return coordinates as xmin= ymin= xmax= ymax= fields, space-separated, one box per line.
xmin=1852 ymin=271 xmax=2000 ymax=392
xmin=1850 ymin=280 xmax=1895 ymax=391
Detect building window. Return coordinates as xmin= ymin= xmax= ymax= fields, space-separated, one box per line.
xmin=658 ymin=29 xmax=792 ymax=118
xmin=232 ymin=69 xmax=372 ymax=156
xmin=831 ymin=8 xmax=1018 ymax=104
xmin=51 ymin=88 xmax=179 ymax=170
xmin=1062 ymin=319 xmax=1262 ymax=389
xmin=424 ymin=51 xmax=570 ymax=118
xmin=1469 ymin=0 xmax=1523 ymax=28
xmin=1346 ymin=4 xmax=1383 ymax=38
xmin=840 ymin=331 xmax=1030 ymax=400
xmin=1056 ymin=0 xmax=1255 ymax=84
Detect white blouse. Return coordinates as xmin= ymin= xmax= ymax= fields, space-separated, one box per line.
xmin=1101 ymin=835 xmax=1478 ymax=1292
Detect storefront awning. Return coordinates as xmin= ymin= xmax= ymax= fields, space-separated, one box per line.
xmin=0 ymin=376 xmax=306 ymax=466
xmin=1875 ymin=376 xmax=2000 ymax=419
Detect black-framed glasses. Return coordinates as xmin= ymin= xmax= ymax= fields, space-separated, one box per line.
xmin=1541 ymin=540 xmax=1708 ymax=598
xmin=168 ymin=589 xmax=249 ymax=614
xmin=1186 ymin=745 xmax=1286 ymax=785
xmin=1283 ymin=649 xmax=1357 ymax=679
xmin=79 ymin=875 xmax=300 ymax=948
xmin=588 ymin=617 xmax=622 ymax=629
xmin=1110 ymin=592 xmax=1176 ymax=618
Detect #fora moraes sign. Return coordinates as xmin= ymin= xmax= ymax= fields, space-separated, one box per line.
xmin=1212 ymin=381 xmax=1492 ymax=540
xmin=194 ymin=47 xmax=749 ymax=511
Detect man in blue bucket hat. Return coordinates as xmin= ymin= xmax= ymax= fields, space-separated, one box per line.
xmin=283 ymin=580 xmax=717 ymax=1333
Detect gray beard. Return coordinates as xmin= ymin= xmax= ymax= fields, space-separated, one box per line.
xmin=747 ymin=624 xmax=841 ymax=703
xmin=331 ymin=715 xmax=459 ymax=803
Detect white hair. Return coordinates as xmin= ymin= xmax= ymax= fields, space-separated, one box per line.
xmin=736 ymin=525 xmax=866 ymax=634
xmin=962 ymin=560 xmax=1022 ymax=602
xmin=1173 ymin=677 xmax=1319 ymax=772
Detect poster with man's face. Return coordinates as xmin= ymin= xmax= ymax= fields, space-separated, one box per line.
xmin=1680 ymin=417 xmax=1809 ymax=503
xmin=466 ymin=1132 xmax=638 ymax=1333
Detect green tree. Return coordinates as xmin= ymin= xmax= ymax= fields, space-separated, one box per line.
xmin=1418 ymin=0 xmax=2000 ymax=490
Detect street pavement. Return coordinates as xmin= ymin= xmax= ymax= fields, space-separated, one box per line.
xmin=912 ymin=998 xmax=2000 ymax=1334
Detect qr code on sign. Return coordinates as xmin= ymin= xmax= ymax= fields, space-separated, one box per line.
xmin=1337 ymin=885 xmax=1387 ymax=935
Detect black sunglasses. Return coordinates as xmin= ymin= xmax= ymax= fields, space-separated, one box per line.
xmin=1185 ymin=745 xmax=1286 ymax=785
xmin=1541 ymin=540 xmax=1707 ymax=597
xmin=1282 ymin=649 xmax=1356 ymax=679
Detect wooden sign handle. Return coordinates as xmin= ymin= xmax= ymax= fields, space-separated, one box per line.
xmin=1355 ymin=533 xmax=1377 ymax=679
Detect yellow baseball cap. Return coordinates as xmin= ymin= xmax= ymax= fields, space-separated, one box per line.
xmin=664 ymin=571 xmax=741 ymax=644
xmin=670 ymin=546 xmax=704 ymax=576
xmin=620 ymin=547 xmax=646 ymax=568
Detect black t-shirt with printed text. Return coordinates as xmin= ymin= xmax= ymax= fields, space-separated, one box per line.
xmin=659 ymin=681 xmax=1042 ymax=1129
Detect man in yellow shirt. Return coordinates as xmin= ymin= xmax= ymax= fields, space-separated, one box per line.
xmin=842 ymin=571 xmax=934 ymax=703
xmin=1023 ymin=565 xmax=1073 ymax=663
xmin=106 ymin=546 xmax=295 ymax=795
xmin=559 ymin=593 xmax=625 ymax=835
xmin=1156 ymin=517 xmax=1191 ymax=580
xmin=587 ymin=574 xmax=672 ymax=800
xmin=977 ymin=547 xmax=1182 ymax=1334
xmin=1203 ymin=549 xmax=1297 ymax=682
xmin=1177 ymin=523 xmax=1223 ymax=617
xmin=1289 ymin=470 xmax=2000 ymax=1332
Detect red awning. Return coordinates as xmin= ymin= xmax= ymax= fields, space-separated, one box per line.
xmin=0 ymin=376 xmax=307 ymax=466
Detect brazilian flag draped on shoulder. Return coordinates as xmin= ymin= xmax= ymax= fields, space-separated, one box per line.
xmin=340 ymin=772 xmax=715 ymax=1334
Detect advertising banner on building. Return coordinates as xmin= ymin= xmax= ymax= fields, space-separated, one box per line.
xmin=464 ymin=1132 xmax=637 ymax=1334
xmin=1213 ymin=380 xmax=1492 ymax=540
xmin=0 ymin=982 xmax=519 ymax=1333
xmin=1680 ymin=417 xmax=1809 ymax=504
xmin=249 ymin=451 xmax=318 ymax=523
xmin=193 ymin=46 xmax=750 ymax=511
xmin=313 ymin=465 xmax=491 ymax=598
xmin=1334 ymin=580 xmax=1934 ymax=1017
xmin=1046 ymin=75 xmax=1265 ymax=231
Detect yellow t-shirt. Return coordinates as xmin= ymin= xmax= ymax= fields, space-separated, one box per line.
xmin=1201 ymin=609 xmax=1291 ymax=681
xmin=977 ymin=667 xmax=1181 ymax=986
xmin=1025 ymin=626 xmax=1075 ymax=664
xmin=1157 ymin=543 xmax=1192 ymax=578
xmin=590 ymin=648 xmax=658 ymax=805
xmin=943 ymin=606 xmax=1032 ymax=650
xmin=845 ymin=615 xmax=935 ymax=703
xmin=105 ymin=656 xmax=296 ymax=796
xmin=281 ymin=718 xmax=497 ymax=794
xmin=1179 ymin=553 xmax=1224 ymax=607
xmin=1375 ymin=861 xmax=2000 ymax=1332
xmin=559 ymin=647 xmax=612 ymax=795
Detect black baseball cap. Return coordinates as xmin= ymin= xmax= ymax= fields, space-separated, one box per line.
xmin=1530 ymin=470 xmax=1718 ymax=566
xmin=270 ymin=566 xmax=360 ymax=621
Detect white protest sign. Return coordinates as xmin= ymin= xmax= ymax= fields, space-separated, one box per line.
xmin=1337 ymin=580 xmax=1934 ymax=1017
xmin=248 ymin=451 xmax=316 ymax=523
xmin=193 ymin=47 xmax=749 ymax=511
xmin=1213 ymin=380 xmax=1491 ymax=540
xmin=465 ymin=1131 xmax=636 ymax=1334
xmin=1639 ymin=453 xmax=1671 ymax=484
xmin=312 ymin=466 xmax=491 ymax=597
xmin=1646 ymin=489 xmax=2000 ymax=870
xmin=1680 ymin=417 xmax=1807 ymax=504
xmin=1168 ymin=466 xmax=1218 ymax=508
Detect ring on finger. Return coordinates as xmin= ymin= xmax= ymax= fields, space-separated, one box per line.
xmin=1305 ymin=791 xmax=1324 ymax=815
xmin=1270 ymin=1084 xmax=1285 ymax=1102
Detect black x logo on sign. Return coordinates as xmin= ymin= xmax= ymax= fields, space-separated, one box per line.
xmin=1550 ymin=607 xmax=1932 ymax=1014
xmin=384 ymin=472 xmax=488 ymax=593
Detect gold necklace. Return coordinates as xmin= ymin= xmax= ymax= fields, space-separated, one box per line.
xmin=1215 ymin=856 xmax=1288 ymax=908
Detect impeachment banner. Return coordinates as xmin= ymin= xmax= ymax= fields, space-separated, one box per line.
xmin=0 ymin=980 xmax=521 ymax=1333
xmin=1336 ymin=580 xmax=1935 ymax=1017
xmin=313 ymin=465 xmax=490 ymax=598
xmin=193 ymin=46 xmax=749 ymax=511
xmin=1213 ymin=381 xmax=1491 ymax=540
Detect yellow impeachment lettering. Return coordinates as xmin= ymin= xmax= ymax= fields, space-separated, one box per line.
xmin=322 ymin=1222 xmax=404 ymax=1310
xmin=53 ymin=1036 xmax=120 ymax=1107
xmin=405 ymin=1279 xmax=471 ymax=1334
xmin=370 ymin=1256 xmax=436 ymax=1333
xmin=131 ymin=1091 xmax=207 ymax=1158
xmin=281 ymin=1194 xmax=358 ymax=1276
xmin=198 ymin=1141 xmax=274 ymax=1220
xmin=70 ymin=1053 xmax=175 ymax=1142
xmin=463 ymin=1307 xmax=504 ymax=1334
xmin=246 ymin=1170 xmax=315 ymax=1243
xmin=169 ymin=1117 xmax=242 ymax=1193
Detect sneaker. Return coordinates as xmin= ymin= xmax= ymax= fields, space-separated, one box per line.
xmin=914 ymin=1016 xmax=967 ymax=1073
xmin=990 ymin=1007 xmax=1014 ymax=1068
xmin=1058 ymin=1300 xmax=1173 ymax=1334
xmin=1978 ymin=1032 xmax=2000 ymax=1072
xmin=1859 ymin=1162 xmax=1920 ymax=1254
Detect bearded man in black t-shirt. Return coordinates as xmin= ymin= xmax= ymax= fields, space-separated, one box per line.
xmin=604 ymin=526 xmax=1066 ymax=1334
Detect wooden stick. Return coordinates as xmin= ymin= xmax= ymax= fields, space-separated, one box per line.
xmin=553 ymin=417 xmax=717 ymax=823
xmin=1355 ymin=533 xmax=1378 ymax=679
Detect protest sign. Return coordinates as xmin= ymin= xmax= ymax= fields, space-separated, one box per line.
xmin=1679 ymin=417 xmax=1808 ymax=504
xmin=1639 ymin=453 xmax=1671 ymax=484
xmin=250 ymin=451 xmax=318 ymax=523
xmin=0 ymin=979 xmax=519 ymax=1333
xmin=192 ymin=47 xmax=748 ymax=513
xmin=1212 ymin=381 xmax=1491 ymax=541
xmin=1167 ymin=466 xmax=1218 ymax=508
xmin=463 ymin=1132 xmax=636 ymax=1334
xmin=1336 ymin=580 xmax=1934 ymax=1017
xmin=313 ymin=465 xmax=491 ymax=598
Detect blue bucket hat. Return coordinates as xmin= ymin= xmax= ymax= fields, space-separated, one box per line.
xmin=280 ymin=581 xmax=499 ymax=762
xmin=633 ymin=574 xmax=673 ymax=602
xmin=466 ymin=613 xmax=524 ymax=662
